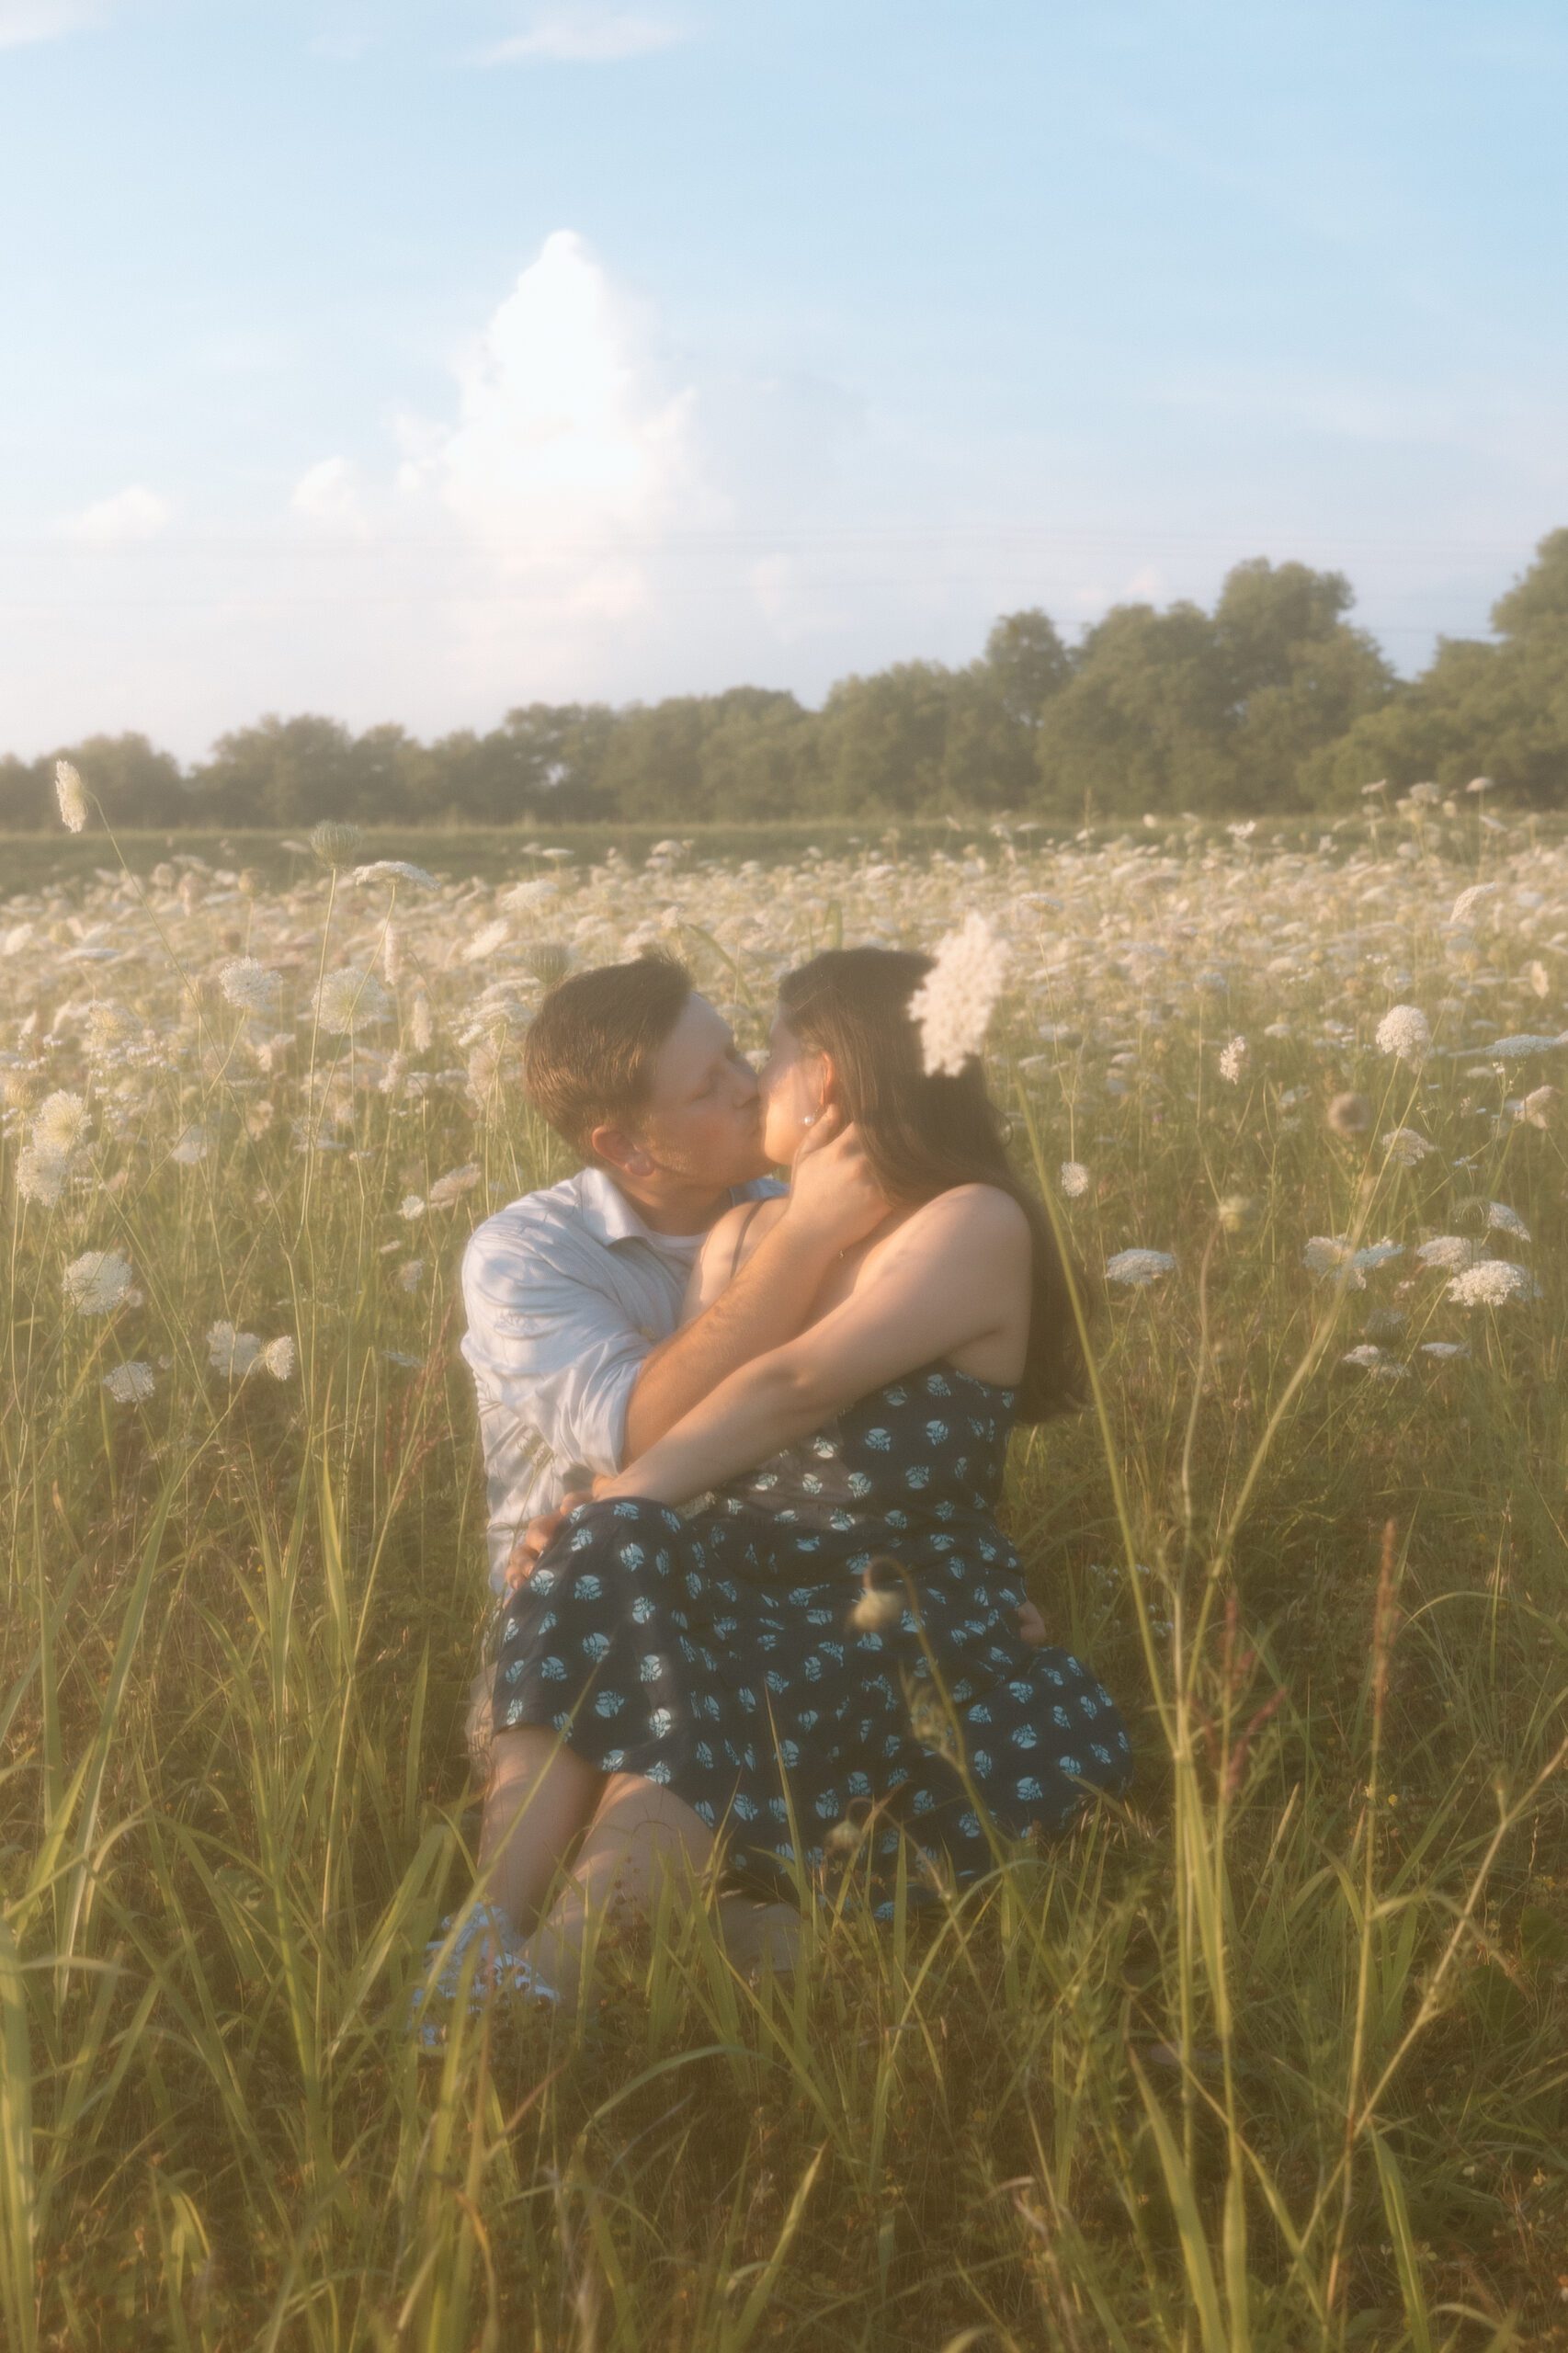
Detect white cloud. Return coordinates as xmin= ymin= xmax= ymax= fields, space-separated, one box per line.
xmin=290 ymin=456 xmax=369 ymax=530
xmin=0 ymin=0 xmax=109 ymax=44
xmin=60 ymin=483 xmax=170 ymax=546
xmin=385 ymin=228 xmax=723 ymax=676
xmin=473 ymin=10 xmax=690 ymax=65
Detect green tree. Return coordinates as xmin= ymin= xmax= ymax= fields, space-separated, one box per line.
xmin=1307 ymin=529 xmax=1568 ymax=808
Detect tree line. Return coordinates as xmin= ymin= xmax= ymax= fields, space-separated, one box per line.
xmin=5 ymin=531 xmax=1565 ymax=833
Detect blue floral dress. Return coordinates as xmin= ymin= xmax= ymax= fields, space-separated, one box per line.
xmin=493 ymin=1359 xmax=1133 ymax=1919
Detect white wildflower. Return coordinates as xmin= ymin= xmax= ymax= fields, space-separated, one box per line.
xmin=1105 ymin=1248 xmax=1177 ymax=1288
xmin=207 ymin=1320 xmax=263 ymax=1379
xmin=313 ymin=966 xmax=391 ymax=1036
xmin=908 ymin=913 xmax=1009 ymax=1077
xmin=1415 ymin=1235 xmax=1483 ymax=1271
xmin=427 ymin=1161 xmax=482 ymax=1209
xmin=1487 ymin=1034 xmax=1567 ymax=1059
xmin=63 ymin=1249 xmax=134 ymax=1314
xmin=460 ymin=918 xmax=511 ymax=964
xmin=1420 ymin=1341 xmax=1470 ymax=1359
xmin=1449 ymin=882 xmax=1496 ymax=926
xmin=399 ymin=1193 xmax=426 ymax=1221
xmin=84 ymin=1001 xmax=140 ymax=1058
xmin=1301 ymin=1236 xmax=1403 ymax=1289
xmin=1483 ymin=1200 xmax=1530 ymax=1241
xmin=1375 ymin=1005 xmax=1431 ymax=1066
xmin=1516 ymin=1085 xmax=1561 ymax=1129
xmin=410 ymin=991 xmax=434 ymax=1053
xmin=31 ymin=1090 xmax=90 ymax=1153
xmin=1445 ymin=1261 xmax=1542 ymax=1307
xmin=54 ymin=758 xmax=87 ymax=832
xmin=350 ymin=860 xmax=438 ymax=889
xmin=500 ymin=878 xmax=559 ymax=913
xmin=219 ymin=957 xmax=282 ymax=1017
xmin=17 ymin=1144 xmax=69 ymax=1207
xmin=102 ymin=1360 xmax=155 ymax=1404
xmin=1059 ymin=1161 xmax=1091 ymax=1199
xmin=1341 ymin=1345 xmax=1409 ymax=1380
xmin=1381 ymin=1128 xmax=1435 ymax=1165
xmin=381 ymin=922 xmax=403 ymax=987
xmin=396 ymin=1258 xmax=426 ymax=1292
xmin=1218 ymin=1036 xmax=1248 ymax=1084
xmin=261 ymin=1335 xmax=297 ymax=1381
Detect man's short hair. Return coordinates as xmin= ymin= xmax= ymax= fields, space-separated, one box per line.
xmin=521 ymin=954 xmax=694 ymax=1159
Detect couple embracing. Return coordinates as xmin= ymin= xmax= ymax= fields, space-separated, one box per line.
xmin=417 ymin=944 xmax=1133 ymax=2034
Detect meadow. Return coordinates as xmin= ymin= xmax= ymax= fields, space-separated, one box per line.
xmin=3 ymin=785 xmax=1566 ymax=2348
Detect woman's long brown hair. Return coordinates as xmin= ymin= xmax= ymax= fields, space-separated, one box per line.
xmin=777 ymin=947 xmax=1090 ymax=1424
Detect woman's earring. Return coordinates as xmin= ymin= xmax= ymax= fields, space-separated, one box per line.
xmin=800 ymin=1112 xmax=817 ymax=1128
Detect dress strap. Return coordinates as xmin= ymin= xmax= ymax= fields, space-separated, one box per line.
xmin=727 ymin=1199 xmax=766 ymax=1281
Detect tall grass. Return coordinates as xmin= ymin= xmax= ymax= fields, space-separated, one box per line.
xmin=3 ymin=804 xmax=1566 ymax=2346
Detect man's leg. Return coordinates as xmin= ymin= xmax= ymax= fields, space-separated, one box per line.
xmin=478 ymin=1725 xmax=606 ymax=1935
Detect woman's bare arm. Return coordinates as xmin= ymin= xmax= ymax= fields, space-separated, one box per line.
xmin=600 ymin=1185 xmax=1030 ymax=1508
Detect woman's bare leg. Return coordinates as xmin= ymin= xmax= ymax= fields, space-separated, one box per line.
xmin=519 ymin=1772 xmax=714 ymax=2007
xmin=519 ymin=1775 xmax=805 ymax=2010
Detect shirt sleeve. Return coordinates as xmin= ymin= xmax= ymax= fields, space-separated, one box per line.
xmin=460 ymin=1222 xmax=651 ymax=1478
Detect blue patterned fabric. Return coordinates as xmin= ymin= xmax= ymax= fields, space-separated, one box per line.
xmin=493 ymin=1358 xmax=1133 ymax=1920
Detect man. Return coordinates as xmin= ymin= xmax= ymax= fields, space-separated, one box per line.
xmin=440 ymin=952 xmax=1045 ymax=2008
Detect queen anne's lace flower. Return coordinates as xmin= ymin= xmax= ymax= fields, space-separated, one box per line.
xmin=1375 ymin=1005 xmax=1431 ymax=1065
xmin=1105 ymin=1248 xmax=1177 ymax=1287
xmin=313 ymin=967 xmax=391 ymax=1035
xmin=427 ymin=1162 xmax=482 ymax=1209
xmin=1381 ymin=1128 xmax=1435 ymax=1165
xmin=1218 ymin=1036 xmax=1248 ymax=1084
xmin=63 ymin=1249 xmax=134 ymax=1314
xmin=351 ymin=861 xmax=438 ymax=890
xmin=220 ymin=958 xmax=281 ymax=1017
xmin=102 ymin=1360 xmax=155 ymax=1404
xmin=1301 ymin=1237 xmax=1403 ymax=1289
xmin=17 ymin=1145 xmax=69 ymax=1207
xmin=1487 ymin=1034 xmax=1568 ymax=1058
xmin=460 ymin=919 xmax=511 ymax=965
xmin=207 ymin=1321 xmax=262 ymax=1379
xmin=1445 ymin=1261 xmax=1542 ymax=1307
xmin=261 ymin=1336 xmax=297 ymax=1381
xmin=907 ymin=913 xmax=1009 ymax=1077
xmin=32 ymin=1091 xmax=90 ymax=1153
xmin=1415 ymin=1235 xmax=1481 ymax=1271
xmin=1059 ymin=1161 xmax=1091 ymax=1199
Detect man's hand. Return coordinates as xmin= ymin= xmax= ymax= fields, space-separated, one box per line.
xmin=505 ymin=1490 xmax=593 ymax=1592
xmin=1017 ymin=1598 xmax=1047 ymax=1648
xmin=782 ymin=1107 xmax=891 ymax=1259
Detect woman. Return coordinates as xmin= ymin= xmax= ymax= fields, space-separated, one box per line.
xmin=458 ymin=946 xmax=1133 ymax=2008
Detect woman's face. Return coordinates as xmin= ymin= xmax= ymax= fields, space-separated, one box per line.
xmin=757 ymin=1012 xmax=830 ymax=1167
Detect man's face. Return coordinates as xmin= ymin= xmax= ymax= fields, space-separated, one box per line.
xmin=632 ymin=994 xmax=767 ymax=1190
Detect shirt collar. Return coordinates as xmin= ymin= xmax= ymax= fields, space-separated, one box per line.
xmin=574 ymin=1165 xmax=715 ymax=1250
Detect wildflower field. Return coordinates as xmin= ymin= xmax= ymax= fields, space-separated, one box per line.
xmin=4 ymin=787 xmax=1567 ymax=2349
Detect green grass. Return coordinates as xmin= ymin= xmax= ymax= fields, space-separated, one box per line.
xmin=3 ymin=805 xmax=1566 ymax=2347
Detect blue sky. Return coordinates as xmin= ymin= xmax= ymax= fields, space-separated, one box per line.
xmin=3 ymin=0 xmax=1565 ymax=759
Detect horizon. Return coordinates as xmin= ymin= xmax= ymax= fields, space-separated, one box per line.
xmin=3 ymin=0 xmax=1565 ymax=761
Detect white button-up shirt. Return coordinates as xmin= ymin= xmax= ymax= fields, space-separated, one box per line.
xmin=460 ymin=1165 xmax=784 ymax=1594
